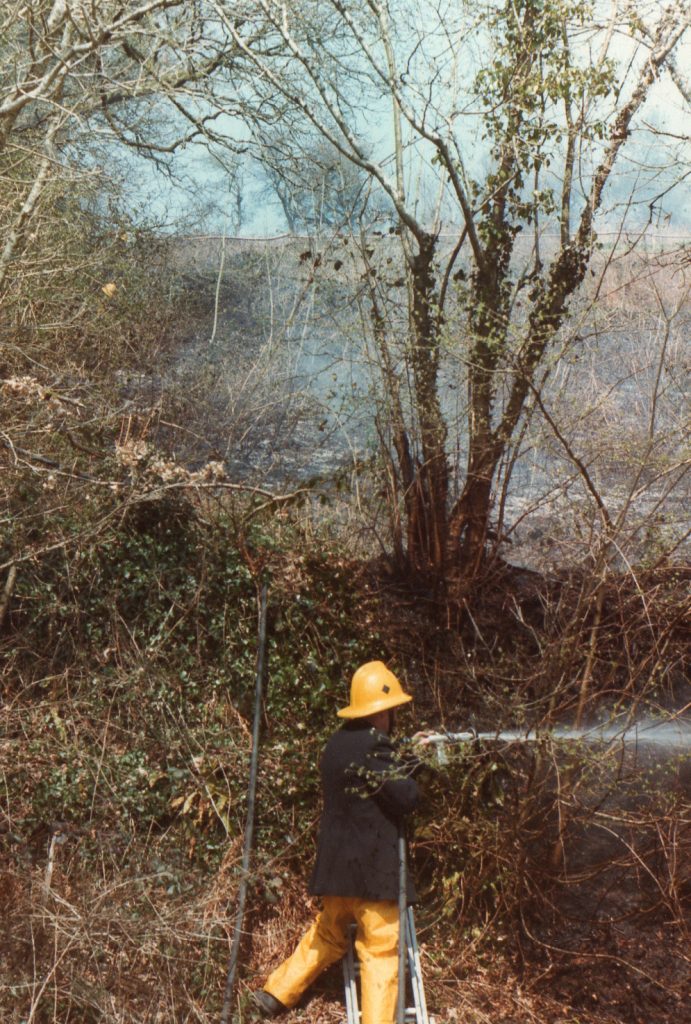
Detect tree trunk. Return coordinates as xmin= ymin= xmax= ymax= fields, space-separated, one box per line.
xmin=405 ymin=235 xmax=449 ymax=577
xmin=446 ymin=223 xmax=513 ymax=576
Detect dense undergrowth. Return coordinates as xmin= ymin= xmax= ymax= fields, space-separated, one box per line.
xmin=1 ymin=469 xmax=689 ymax=1023
xmin=0 ymin=467 xmax=385 ymax=1022
xmin=2 ymin=234 xmax=689 ymax=1023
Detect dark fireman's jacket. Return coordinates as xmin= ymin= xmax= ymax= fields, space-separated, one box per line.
xmin=308 ymin=720 xmax=420 ymax=903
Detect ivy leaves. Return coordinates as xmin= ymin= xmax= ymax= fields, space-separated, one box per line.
xmin=473 ymin=0 xmax=616 ymax=224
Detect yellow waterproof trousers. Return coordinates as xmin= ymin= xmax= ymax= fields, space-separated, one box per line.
xmin=264 ymin=896 xmax=399 ymax=1024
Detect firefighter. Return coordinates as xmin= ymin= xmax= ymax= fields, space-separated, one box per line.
xmin=252 ymin=660 xmax=420 ymax=1023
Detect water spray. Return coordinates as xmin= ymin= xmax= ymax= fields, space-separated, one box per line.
xmin=418 ymin=718 xmax=690 ymax=764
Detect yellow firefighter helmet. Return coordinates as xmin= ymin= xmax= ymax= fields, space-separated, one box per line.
xmin=337 ymin=661 xmax=413 ymax=719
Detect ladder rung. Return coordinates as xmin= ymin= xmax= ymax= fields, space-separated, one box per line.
xmin=341 ymin=1010 xmax=418 ymax=1022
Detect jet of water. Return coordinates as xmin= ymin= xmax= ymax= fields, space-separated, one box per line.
xmin=422 ymin=716 xmax=690 ymax=754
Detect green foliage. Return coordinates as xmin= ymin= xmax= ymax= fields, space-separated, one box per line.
xmin=473 ymin=0 xmax=615 ymax=230
xmin=3 ymin=483 xmax=385 ymax=874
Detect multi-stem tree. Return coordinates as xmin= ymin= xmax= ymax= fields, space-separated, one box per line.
xmin=222 ymin=0 xmax=690 ymax=583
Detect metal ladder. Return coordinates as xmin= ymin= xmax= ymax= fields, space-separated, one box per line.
xmin=342 ymin=907 xmax=430 ymax=1024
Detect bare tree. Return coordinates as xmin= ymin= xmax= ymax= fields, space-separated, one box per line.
xmin=257 ymin=133 xmax=384 ymax=233
xmin=0 ymin=0 xmax=262 ymax=304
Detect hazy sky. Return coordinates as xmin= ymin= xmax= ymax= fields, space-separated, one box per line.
xmin=127 ymin=4 xmax=691 ymax=238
